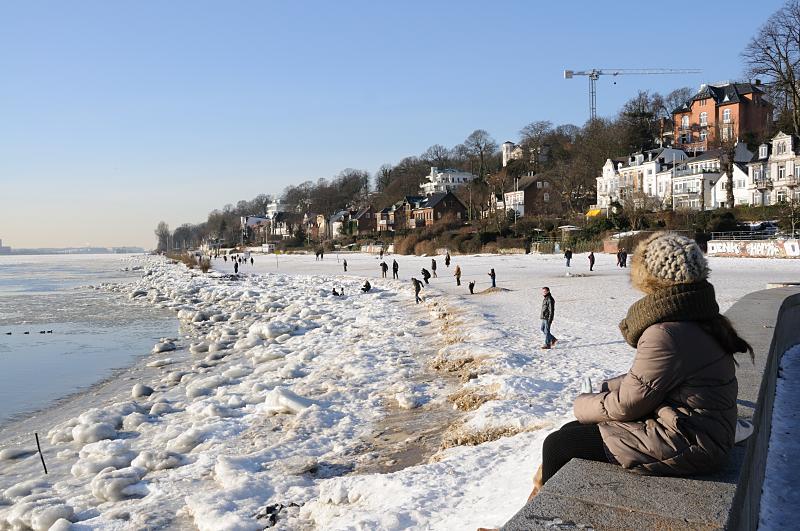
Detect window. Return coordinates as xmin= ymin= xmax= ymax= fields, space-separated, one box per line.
xmin=543 ymin=192 xmax=550 ymax=202
xmin=537 ymin=181 xmax=543 ymax=188
xmin=779 ymin=166 xmax=786 ymax=179
xmin=778 ymin=190 xmax=787 ymax=202
xmin=760 ymin=145 xmax=768 ymax=159
xmin=681 ymin=116 xmax=689 ymax=129
xmin=722 ymin=126 xmax=730 ymax=141
xmin=543 ymin=181 xmax=549 ymax=188
xmin=699 ymin=112 xmax=708 ymax=126
xmin=777 ymin=142 xmax=786 ymax=155
xmin=723 ymin=109 xmax=731 ymax=123
xmin=700 ymin=130 xmax=707 ymax=141
xmin=795 ymin=165 xmax=800 ymax=178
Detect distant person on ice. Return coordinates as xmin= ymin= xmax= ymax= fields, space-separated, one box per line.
xmin=445 ymin=252 xmax=451 ymax=268
xmin=620 ymin=248 xmax=628 ymax=268
xmin=431 ymin=258 xmax=437 ymax=278
xmin=380 ymin=261 xmax=388 ymax=279
xmin=564 ymin=248 xmax=573 ymax=268
xmin=588 ymin=251 xmax=595 ymax=271
xmin=454 ymin=264 xmax=462 ymax=286
xmin=421 ymin=268 xmax=431 ymax=284
xmin=361 ymin=280 xmax=372 ymax=293
xmin=234 ymin=261 xmax=239 ymax=275
xmin=223 ymin=255 xmax=228 ymax=263
xmin=379 ymin=248 xmax=384 ymax=259
xmin=488 ymin=268 xmax=496 ymax=288
xmin=392 ymin=259 xmax=399 ymax=280
xmin=468 ymin=280 xmax=475 ymax=294
xmin=539 ymin=287 xmax=557 ymax=350
xmin=250 ymin=257 xmax=254 ymax=266
xmin=519 ymin=232 xmax=751 ymax=506
xmin=343 ymin=259 xmax=348 ymax=272
xmin=411 ymin=277 xmax=424 ymax=304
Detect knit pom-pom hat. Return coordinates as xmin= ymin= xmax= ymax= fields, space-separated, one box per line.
xmin=631 ymin=232 xmax=709 ymax=293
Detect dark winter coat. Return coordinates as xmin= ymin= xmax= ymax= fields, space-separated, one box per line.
xmin=421 ymin=268 xmax=431 ymax=281
xmin=564 ymin=250 xmax=573 ymax=259
xmin=412 ymin=278 xmax=423 ymax=293
xmin=392 ymin=260 xmax=399 ymax=272
xmin=540 ymin=293 xmax=555 ymax=322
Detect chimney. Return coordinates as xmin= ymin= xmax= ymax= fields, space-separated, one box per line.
xmin=755 ymin=79 xmax=762 ymax=85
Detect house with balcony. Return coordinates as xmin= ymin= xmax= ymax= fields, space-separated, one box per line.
xmin=672 ymin=82 xmax=772 ymax=154
xmin=419 ymin=167 xmax=476 ymax=195
xmin=748 ymin=132 xmax=800 ymax=206
xmin=595 ymin=148 xmax=687 ymax=210
xmin=669 ymin=144 xmax=754 ymax=210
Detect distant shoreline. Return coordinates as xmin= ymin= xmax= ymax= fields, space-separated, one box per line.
xmin=0 ymin=247 xmax=146 ymax=256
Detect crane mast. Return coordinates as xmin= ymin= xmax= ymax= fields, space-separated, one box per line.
xmin=564 ymin=68 xmax=702 ymax=120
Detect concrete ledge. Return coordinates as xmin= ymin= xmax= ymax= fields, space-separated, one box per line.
xmin=503 ymin=287 xmax=800 ymax=531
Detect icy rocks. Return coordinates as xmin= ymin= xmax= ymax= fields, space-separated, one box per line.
xmin=166 ymin=427 xmax=207 ymax=453
xmin=131 ymin=450 xmax=185 ymax=471
xmin=90 ymin=466 xmax=147 ymax=502
xmin=0 ymin=447 xmax=34 ymax=461
xmin=260 ymin=387 xmax=314 ymax=415
xmin=131 ymin=383 xmax=154 ymax=398
xmin=122 ymin=412 xmax=149 ymax=430
xmin=71 ymin=422 xmax=117 ymax=444
xmin=186 ymin=375 xmax=227 ymax=399
xmin=0 ymin=493 xmax=75 ymax=530
xmin=152 ymin=340 xmax=176 ymax=354
xmin=71 ymin=440 xmax=136 ymax=477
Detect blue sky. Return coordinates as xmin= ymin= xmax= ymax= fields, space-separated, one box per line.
xmin=0 ymin=0 xmax=786 ymax=248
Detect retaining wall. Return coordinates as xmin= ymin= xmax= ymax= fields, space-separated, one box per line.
xmin=707 ymin=239 xmax=800 ymax=258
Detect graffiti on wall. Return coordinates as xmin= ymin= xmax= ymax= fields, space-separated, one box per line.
xmin=707 ymin=239 xmax=800 ymax=258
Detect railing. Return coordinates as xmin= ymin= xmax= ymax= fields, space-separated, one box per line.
xmin=754 ymin=178 xmax=773 ymax=189
xmin=709 ymin=230 xmax=777 ymax=241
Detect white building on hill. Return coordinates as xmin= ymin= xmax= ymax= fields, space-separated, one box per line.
xmin=420 ymin=167 xmax=476 ymax=195
xmin=595 ymin=147 xmax=687 ymax=209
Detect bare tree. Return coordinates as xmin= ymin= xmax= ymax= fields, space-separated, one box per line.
xmin=711 ymin=119 xmax=739 ymax=208
xmin=742 ymin=0 xmax=800 ymax=136
xmin=519 ymin=120 xmax=553 ymax=173
xmin=421 ymin=144 xmax=451 ymax=169
xmin=154 ymin=221 xmax=170 ymax=252
xmin=463 ymin=129 xmax=498 ymax=179
xmin=375 ymin=164 xmax=394 ymax=192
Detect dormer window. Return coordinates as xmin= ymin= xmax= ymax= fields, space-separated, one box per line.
xmin=760 ymin=144 xmax=768 ymax=159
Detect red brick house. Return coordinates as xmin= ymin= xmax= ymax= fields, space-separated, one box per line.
xmin=352 ymin=205 xmax=377 ymax=234
xmin=518 ymin=174 xmax=561 ymax=216
xmin=672 ymin=82 xmax=772 ymax=153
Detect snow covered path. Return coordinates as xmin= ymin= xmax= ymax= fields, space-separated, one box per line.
xmin=0 ymin=251 xmax=794 ymax=530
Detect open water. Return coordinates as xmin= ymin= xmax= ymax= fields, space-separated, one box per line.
xmin=0 ymin=254 xmax=176 ymax=425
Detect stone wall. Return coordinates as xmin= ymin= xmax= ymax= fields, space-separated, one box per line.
xmin=707 ymin=239 xmax=800 ymax=258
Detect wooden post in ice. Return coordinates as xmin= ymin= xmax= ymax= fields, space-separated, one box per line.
xmin=35 ymin=432 xmax=47 ymax=474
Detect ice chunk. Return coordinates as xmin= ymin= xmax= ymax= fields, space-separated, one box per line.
xmin=122 ymin=412 xmax=149 ymax=430
xmin=131 ymin=383 xmax=154 ymax=398
xmin=3 ymin=480 xmax=48 ymax=500
xmin=185 ymin=494 xmax=261 ymax=531
xmin=166 ymin=427 xmax=207 ymax=453
xmin=71 ymin=422 xmax=117 ymax=444
xmin=152 ymin=340 xmax=176 ymax=354
xmin=71 ymin=440 xmax=135 ymax=477
xmin=90 ymin=466 xmax=147 ymax=502
xmin=0 ymin=447 xmax=35 ymax=461
xmin=131 ymin=450 xmax=185 ymax=471
xmin=260 ymin=387 xmax=314 ymax=415
xmin=0 ymin=493 xmax=74 ymax=530
xmin=186 ymin=375 xmax=227 ymax=399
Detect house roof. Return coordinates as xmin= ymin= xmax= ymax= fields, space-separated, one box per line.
xmin=517 ymin=174 xmax=546 ymax=190
xmin=353 ymin=206 xmax=373 ymax=219
xmin=419 ymin=191 xmax=466 ymax=209
xmin=673 ymin=82 xmax=767 ymax=114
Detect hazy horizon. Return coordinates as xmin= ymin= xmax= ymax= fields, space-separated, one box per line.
xmin=1 ymin=0 xmax=783 ymax=249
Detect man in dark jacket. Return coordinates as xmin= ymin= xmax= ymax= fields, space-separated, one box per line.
xmin=588 ymin=251 xmax=595 ymax=272
xmin=392 ymin=259 xmax=399 ymax=279
xmin=540 ymin=287 xmax=557 ymax=349
xmin=421 ymin=268 xmax=431 ymax=284
xmin=431 ymin=258 xmax=437 ymax=278
xmin=564 ymin=248 xmax=573 ymax=268
xmin=343 ymin=259 xmax=348 ymax=272
xmin=380 ymin=261 xmax=388 ymax=278
xmin=411 ymin=277 xmax=424 ymax=304
xmin=361 ymin=280 xmax=371 ymax=293
xmin=620 ymin=248 xmax=628 ymax=268
xmin=445 ymin=252 xmax=451 ymax=268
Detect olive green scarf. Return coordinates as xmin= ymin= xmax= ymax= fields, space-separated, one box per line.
xmin=619 ymin=281 xmax=720 ymax=347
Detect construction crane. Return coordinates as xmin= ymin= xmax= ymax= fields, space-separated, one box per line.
xmin=564 ymin=68 xmax=702 ymax=120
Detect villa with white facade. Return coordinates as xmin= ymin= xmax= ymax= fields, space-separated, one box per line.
xmin=420 ymin=167 xmax=476 ymax=195
xmin=748 ymin=132 xmax=800 ymax=206
xmin=595 ymin=147 xmax=688 ymax=209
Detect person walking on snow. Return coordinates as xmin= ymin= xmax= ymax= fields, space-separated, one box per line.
xmin=343 ymin=259 xmax=348 ymax=272
xmin=488 ymin=268 xmax=496 ymax=288
xmin=234 ymin=261 xmax=239 ymax=275
xmin=540 ymin=287 xmax=557 ymax=350
xmin=421 ymin=268 xmax=431 ymax=284
xmin=431 ymin=258 xmax=438 ymax=278
xmin=380 ymin=261 xmax=388 ymax=278
xmin=411 ymin=277 xmax=424 ymax=304
xmin=380 ymin=248 xmax=384 ymax=259
xmin=564 ymin=248 xmax=573 ymax=268
xmin=392 ymin=259 xmax=399 ymax=280
xmin=454 ymin=264 xmax=462 ymax=286
xmin=469 ymin=280 xmax=476 ymax=294
xmin=588 ymin=251 xmax=595 ymax=272
xmin=519 ymin=232 xmax=752 ymax=504
xmin=250 ymin=257 xmax=254 ymax=266
xmin=620 ymin=248 xmax=628 ymax=268
xmin=445 ymin=252 xmax=451 ymax=268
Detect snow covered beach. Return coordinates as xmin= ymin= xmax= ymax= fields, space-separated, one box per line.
xmin=0 ymin=252 xmax=795 ymax=530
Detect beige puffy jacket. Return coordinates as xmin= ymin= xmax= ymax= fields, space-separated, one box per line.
xmin=574 ymin=321 xmax=737 ymax=475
